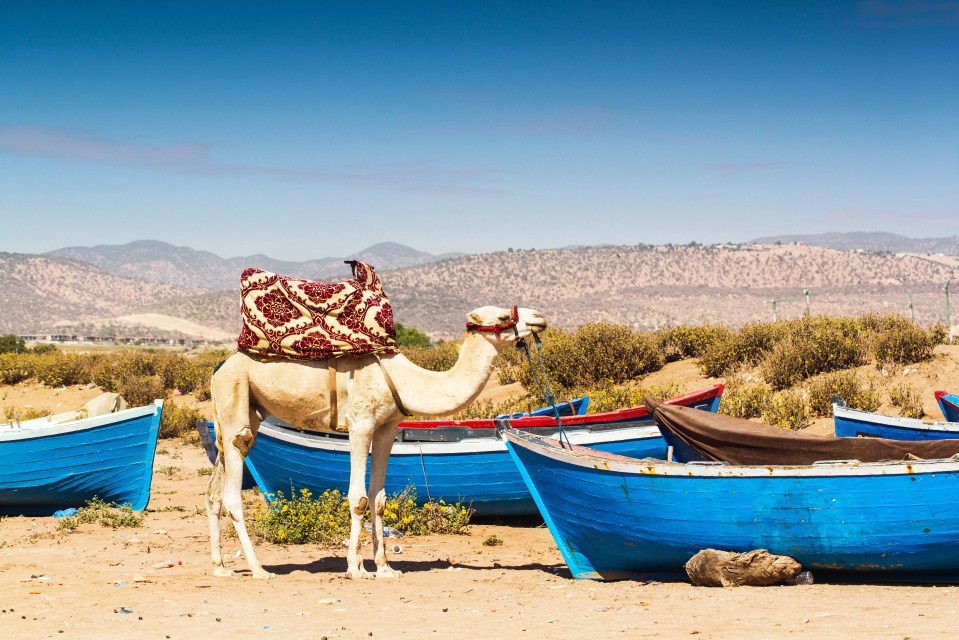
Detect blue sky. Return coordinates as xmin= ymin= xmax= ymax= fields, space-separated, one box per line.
xmin=1 ymin=1 xmax=957 ymax=260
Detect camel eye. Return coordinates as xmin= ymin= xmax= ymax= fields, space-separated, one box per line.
xmin=498 ymin=315 xmax=511 ymax=322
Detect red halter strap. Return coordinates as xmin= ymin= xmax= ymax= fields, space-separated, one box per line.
xmin=465 ymin=306 xmax=519 ymax=337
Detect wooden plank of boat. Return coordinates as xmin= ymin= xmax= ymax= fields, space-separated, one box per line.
xmin=0 ymin=401 xmax=164 ymax=516
xmin=503 ymin=427 xmax=959 ymax=581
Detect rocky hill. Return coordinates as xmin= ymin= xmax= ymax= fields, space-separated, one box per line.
xmin=751 ymin=232 xmax=959 ymax=256
xmin=46 ymin=240 xmax=461 ymax=290
xmin=3 ymin=243 xmax=958 ymax=341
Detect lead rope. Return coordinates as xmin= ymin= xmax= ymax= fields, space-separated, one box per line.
xmin=517 ymin=336 xmax=571 ymax=448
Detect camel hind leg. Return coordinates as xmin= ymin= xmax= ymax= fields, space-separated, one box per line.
xmin=207 ymin=370 xmax=273 ymax=579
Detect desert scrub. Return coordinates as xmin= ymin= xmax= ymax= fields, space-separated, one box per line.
xmin=867 ymin=315 xmax=940 ymax=367
xmin=717 ymin=376 xmax=772 ymax=420
xmin=657 ymin=323 xmax=733 ymax=360
xmin=698 ymin=321 xmax=786 ymax=378
xmin=159 ymin=400 xmax=205 ymax=439
xmin=759 ymin=316 xmax=866 ymax=390
xmin=402 ymin=341 xmax=461 ymax=372
xmin=806 ymin=370 xmax=881 ymax=417
xmin=0 ymin=353 xmax=32 ymax=384
xmin=585 ymin=381 xmax=682 ymax=414
xmin=889 ymin=383 xmax=925 ymax=419
xmin=251 ymin=488 xmax=471 ymax=545
xmin=4 ymin=405 xmax=51 ymax=421
xmin=56 ymin=497 xmax=144 ymax=530
xmin=762 ymin=389 xmax=812 ymax=430
xmin=515 ymin=324 xmax=664 ymax=403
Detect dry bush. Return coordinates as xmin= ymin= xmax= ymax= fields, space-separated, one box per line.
xmin=657 ymin=323 xmax=733 ymax=360
xmin=159 ymin=400 xmax=205 ymax=439
xmin=806 ymin=370 xmax=880 ymax=417
xmin=717 ymin=376 xmax=772 ymax=419
xmin=762 ymin=389 xmax=812 ymax=430
xmin=759 ymin=317 xmax=866 ymax=390
xmin=402 ymin=341 xmax=461 ymax=372
xmin=867 ymin=315 xmax=939 ymax=367
xmin=888 ymin=383 xmax=925 ymax=419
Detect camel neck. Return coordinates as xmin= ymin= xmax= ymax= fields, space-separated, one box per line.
xmin=388 ymin=332 xmax=501 ymax=417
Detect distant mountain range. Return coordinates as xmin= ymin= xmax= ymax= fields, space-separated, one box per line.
xmin=750 ymin=232 xmax=959 ymax=256
xmin=45 ymin=240 xmax=463 ymax=290
xmin=3 ymin=233 xmax=958 ymax=340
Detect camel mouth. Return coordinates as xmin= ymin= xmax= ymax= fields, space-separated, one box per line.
xmin=527 ymin=320 xmax=547 ymax=333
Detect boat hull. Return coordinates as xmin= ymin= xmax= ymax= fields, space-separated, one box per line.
xmin=834 ymin=403 xmax=959 ymax=440
xmin=505 ymin=428 xmax=959 ymax=581
xmin=244 ymin=386 xmax=723 ymax=516
xmin=0 ymin=401 xmax=163 ymax=516
xmin=936 ymin=391 xmax=959 ymax=423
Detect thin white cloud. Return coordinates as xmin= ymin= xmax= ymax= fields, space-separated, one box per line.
xmin=857 ymin=0 xmax=959 ymax=27
xmin=0 ymin=125 xmax=500 ymax=195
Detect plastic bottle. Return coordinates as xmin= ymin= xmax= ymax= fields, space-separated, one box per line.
xmin=788 ymin=570 xmax=814 ymax=585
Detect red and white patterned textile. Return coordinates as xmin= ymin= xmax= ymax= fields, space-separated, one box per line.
xmin=237 ymin=261 xmax=399 ymax=360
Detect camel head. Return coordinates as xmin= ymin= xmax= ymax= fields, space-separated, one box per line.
xmin=465 ymin=306 xmax=546 ymax=345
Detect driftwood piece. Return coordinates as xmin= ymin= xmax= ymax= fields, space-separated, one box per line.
xmin=685 ymin=549 xmax=801 ymax=587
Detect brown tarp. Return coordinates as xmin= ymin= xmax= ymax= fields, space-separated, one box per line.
xmin=645 ymin=397 xmax=959 ymax=465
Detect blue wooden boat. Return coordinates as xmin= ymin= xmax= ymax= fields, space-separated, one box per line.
xmin=194 ymin=396 xmax=590 ymax=491
xmin=0 ymin=401 xmax=164 ymax=516
xmin=833 ymin=401 xmax=959 ymax=440
xmin=937 ymin=390 xmax=959 ymax=423
xmin=225 ymin=385 xmax=723 ymax=516
xmin=504 ymin=427 xmax=959 ymax=581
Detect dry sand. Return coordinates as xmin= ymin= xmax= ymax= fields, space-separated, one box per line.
xmin=2 ymin=348 xmax=959 ymax=639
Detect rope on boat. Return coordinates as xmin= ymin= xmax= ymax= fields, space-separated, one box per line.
xmin=517 ymin=336 xmax=571 ymax=448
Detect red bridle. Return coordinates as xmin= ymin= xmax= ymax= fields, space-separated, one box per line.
xmin=466 ymin=306 xmax=519 ymax=337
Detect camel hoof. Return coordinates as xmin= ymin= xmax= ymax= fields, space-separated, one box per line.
xmin=252 ymin=569 xmax=275 ymax=580
xmin=376 ymin=566 xmax=402 ymax=579
xmin=213 ymin=566 xmax=235 ymax=578
xmin=345 ymin=567 xmax=370 ymax=580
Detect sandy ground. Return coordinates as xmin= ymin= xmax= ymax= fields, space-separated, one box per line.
xmin=2 ymin=347 xmax=958 ymax=639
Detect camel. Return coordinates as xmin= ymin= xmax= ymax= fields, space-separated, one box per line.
xmin=206 ymin=305 xmax=546 ymax=579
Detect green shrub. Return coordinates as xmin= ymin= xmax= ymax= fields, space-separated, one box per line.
xmin=585 ymin=381 xmax=682 ymax=414
xmin=119 ymin=374 xmax=167 ymax=409
xmin=56 ymin=497 xmax=144 ymax=530
xmin=395 ymin=323 xmax=432 ymax=348
xmin=889 ymin=383 xmax=925 ymax=419
xmin=0 ymin=334 xmax=26 ymax=354
xmin=762 ymin=389 xmax=812 ymax=430
xmin=515 ymin=324 xmax=664 ymax=403
xmin=806 ymin=370 xmax=880 ymax=417
xmin=718 ymin=377 xmax=772 ymax=419
xmin=869 ymin=316 xmax=938 ymax=367
xmin=760 ymin=317 xmax=866 ymax=390
xmin=402 ymin=341 xmax=461 ymax=372
xmin=159 ymin=400 xmax=205 ymax=439
xmin=250 ymin=487 xmax=471 ymax=545
xmin=698 ymin=322 xmax=783 ymax=378
xmin=32 ymin=352 xmax=90 ymax=387
xmin=0 ymin=353 xmax=32 ymax=384
xmin=658 ymin=323 xmax=733 ymax=360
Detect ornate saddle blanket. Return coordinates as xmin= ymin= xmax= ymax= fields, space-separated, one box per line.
xmin=237 ymin=261 xmax=399 ymax=360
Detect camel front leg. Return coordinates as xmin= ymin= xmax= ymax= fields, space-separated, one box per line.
xmin=368 ymin=422 xmax=401 ymax=578
xmin=346 ymin=423 xmax=373 ymax=579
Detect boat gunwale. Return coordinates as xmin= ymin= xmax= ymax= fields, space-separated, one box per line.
xmin=833 ymin=402 xmax=959 ymax=432
xmin=0 ymin=400 xmax=164 ymax=441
